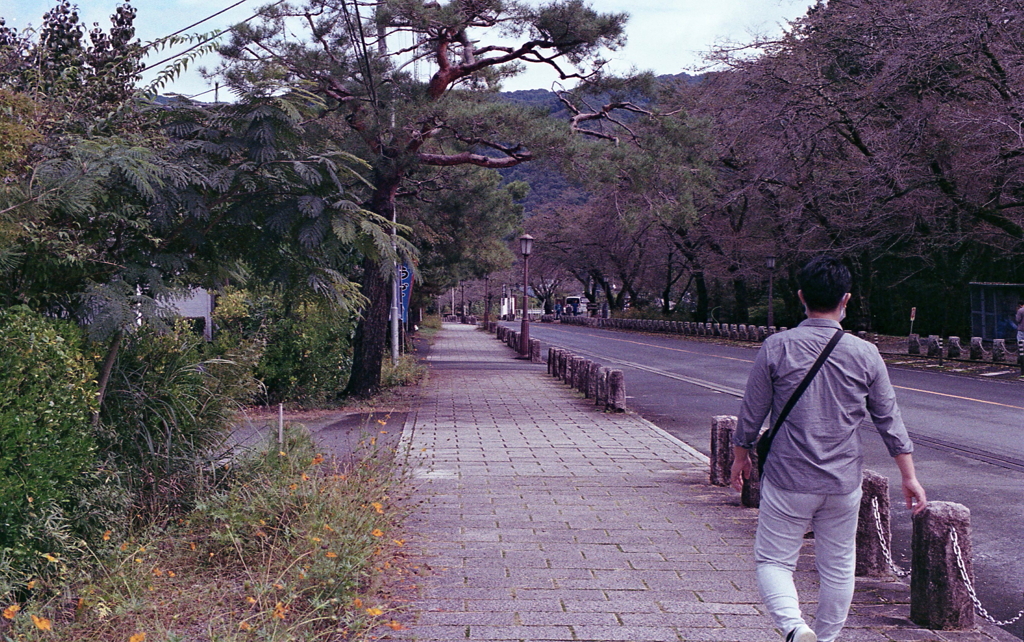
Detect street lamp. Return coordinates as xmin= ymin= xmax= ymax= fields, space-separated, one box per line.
xmin=484 ymin=275 xmax=491 ymax=326
xmin=519 ymin=234 xmax=534 ymax=357
xmin=766 ymin=255 xmax=776 ymax=329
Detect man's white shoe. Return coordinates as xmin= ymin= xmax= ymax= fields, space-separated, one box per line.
xmin=785 ymin=624 xmax=817 ymax=642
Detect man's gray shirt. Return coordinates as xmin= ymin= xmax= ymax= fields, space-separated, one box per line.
xmin=732 ymin=318 xmax=914 ymax=494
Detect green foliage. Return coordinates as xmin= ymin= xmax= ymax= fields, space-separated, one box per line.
xmin=97 ymin=323 xmax=239 ymax=520
xmin=0 ymin=1 xmax=143 ymax=120
xmin=214 ymin=288 xmax=355 ymax=406
xmin=259 ymin=306 xmax=355 ymax=407
xmin=413 ymin=164 xmax=528 ymax=295
xmin=0 ymin=90 xmax=40 ymax=178
xmin=0 ymin=306 xmax=103 ymax=580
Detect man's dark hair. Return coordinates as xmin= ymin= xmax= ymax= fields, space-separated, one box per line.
xmin=798 ymin=256 xmax=852 ymax=312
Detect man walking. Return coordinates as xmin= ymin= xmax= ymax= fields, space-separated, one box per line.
xmin=730 ymin=256 xmax=927 ymax=642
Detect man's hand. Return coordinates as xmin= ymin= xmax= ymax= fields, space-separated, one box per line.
xmin=902 ymin=477 xmax=927 ymax=515
xmin=731 ymin=446 xmax=752 ymax=492
xmin=895 ymin=453 xmax=927 ymax=515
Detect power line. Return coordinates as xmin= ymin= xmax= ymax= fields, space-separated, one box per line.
xmin=151 ymin=0 xmax=253 ymax=44
xmin=139 ymin=0 xmax=287 ymax=74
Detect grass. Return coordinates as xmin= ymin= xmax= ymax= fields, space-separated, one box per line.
xmin=0 ymin=422 xmax=414 ymax=642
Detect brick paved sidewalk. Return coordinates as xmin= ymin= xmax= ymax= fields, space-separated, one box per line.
xmin=385 ymin=323 xmax=1015 ymax=642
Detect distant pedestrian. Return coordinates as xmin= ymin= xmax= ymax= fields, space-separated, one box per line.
xmin=1016 ymin=300 xmax=1024 ymax=345
xmin=730 ymin=256 xmax=927 ymax=642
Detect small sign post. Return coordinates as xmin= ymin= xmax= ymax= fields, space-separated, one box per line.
xmin=909 ymin=306 xmax=917 ymax=336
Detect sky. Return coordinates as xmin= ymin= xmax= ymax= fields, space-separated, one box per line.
xmin=0 ymin=0 xmax=816 ymax=97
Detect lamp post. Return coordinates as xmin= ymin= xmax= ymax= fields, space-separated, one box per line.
xmin=484 ymin=275 xmax=491 ymax=326
xmin=766 ymin=255 xmax=776 ymax=329
xmin=519 ymin=234 xmax=534 ymax=356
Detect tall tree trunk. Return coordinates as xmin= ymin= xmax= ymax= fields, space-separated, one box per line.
xmin=694 ymin=271 xmax=708 ymax=322
xmin=733 ymin=275 xmax=749 ymax=323
xmin=344 ymin=255 xmax=391 ymax=398
xmin=344 ymin=178 xmax=400 ymax=398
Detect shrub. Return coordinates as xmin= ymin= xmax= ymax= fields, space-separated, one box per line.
xmin=214 ymin=289 xmax=355 ymax=406
xmin=0 ymin=306 xmax=100 ymax=579
xmin=97 ymin=324 xmax=238 ymax=521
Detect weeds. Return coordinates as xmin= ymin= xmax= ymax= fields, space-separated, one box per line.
xmin=380 ymin=353 xmax=426 ymax=389
xmin=0 ymin=421 xmax=412 ymax=641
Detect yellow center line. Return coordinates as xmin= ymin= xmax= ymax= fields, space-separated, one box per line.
xmin=540 ymin=326 xmax=1024 ymax=410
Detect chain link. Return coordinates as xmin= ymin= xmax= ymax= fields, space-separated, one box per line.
xmin=870 ymin=496 xmax=911 ymax=577
xmin=949 ymin=528 xmax=1024 ymax=627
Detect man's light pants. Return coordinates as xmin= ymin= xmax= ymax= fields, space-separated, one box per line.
xmin=755 ymin=476 xmax=862 ymax=642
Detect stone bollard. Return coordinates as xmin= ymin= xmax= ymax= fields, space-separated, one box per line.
xmin=741 ymin=448 xmax=760 ymax=508
xmin=969 ymin=337 xmax=984 ymax=360
xmin=558 ymin=350 xmax=568 ymax=381
xmin=947 ymin=336 xmax=962 ymax=359
xmin=576 ymin=358 xmax=589 ymax=392
xmin=595 ymin=367 xmax=609 ymax=407
xmin=587 ymin=361 xmax=601 ymax=399
xmin=992 ymin=338 xmax=1006 ymax=362
xmin=910 ymin=501 xmax=974 ymax=630
xmin=710 ymin=415 xmax=737 ymax=486
xmin=927 ymin=335 xmax=942 ymax=358
xmin=547 ymin=347 xmax=557 ymax=375
xmin=729 ymin=324 xmax=739 ymax=340
xmin=856 ymin=470 xmax=892 ymax=577
xmin=564 ymin=355 xmax=576 ymax=385
xmin=908 ymin=333 xmax=921 ymax=355
xmin=607 ymin=370 xmax=626 ymax=412
xmin=576 ymin=357 xmax=589 ymax=390
xmin=530 ymin=338 xmax=541 ymax=363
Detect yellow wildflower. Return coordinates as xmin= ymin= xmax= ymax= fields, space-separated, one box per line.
xmin=31 ymin=614 xmax=51 ymax=631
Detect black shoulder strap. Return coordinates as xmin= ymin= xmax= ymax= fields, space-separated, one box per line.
xmin=766 ymin=328 xmax=845 ymax=440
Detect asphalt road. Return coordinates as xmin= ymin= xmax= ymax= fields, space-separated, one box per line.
xmin=507 ymin=321 xmax=1024 ymax=640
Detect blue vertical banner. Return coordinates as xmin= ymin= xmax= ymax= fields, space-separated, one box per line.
xmin=399 ymin=263 xmax=413 ymax=323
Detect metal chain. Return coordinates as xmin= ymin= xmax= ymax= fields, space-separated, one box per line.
xmin=950 ymin=528 xmax=1024 ymax=626
xmin=871 ymin=496 xmax=911 ymax=577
